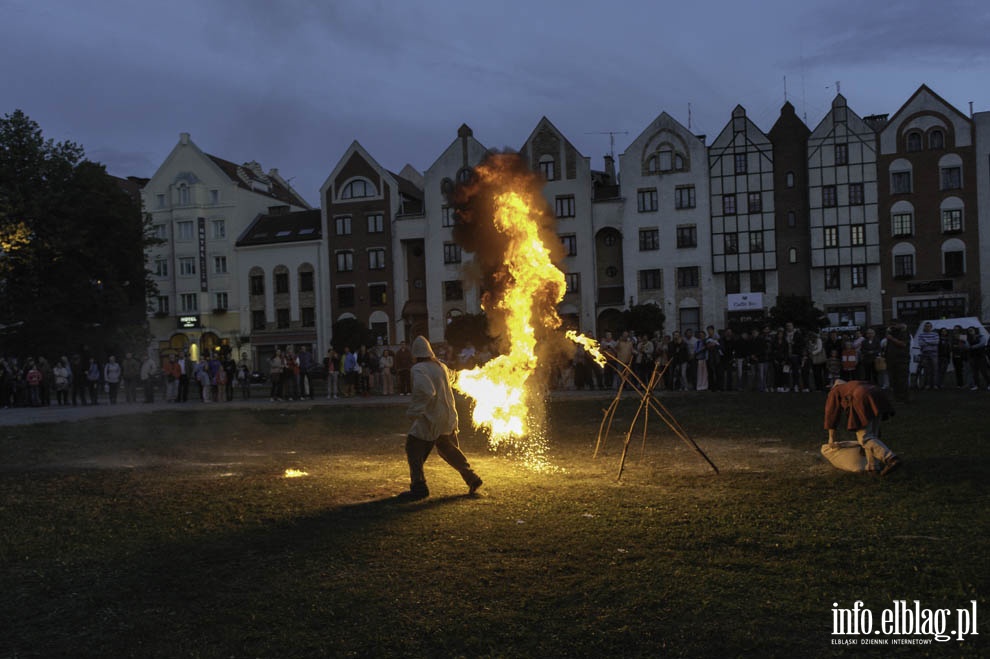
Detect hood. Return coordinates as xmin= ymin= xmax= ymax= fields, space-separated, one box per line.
xmin=411 ymin=336 xmax=436 ymax=360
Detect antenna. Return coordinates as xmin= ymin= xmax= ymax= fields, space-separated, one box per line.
xmin=688 ymin=103 xmax=692 ymax=130
xmin=784 ymin=75 xmax=788 ymax=103
xmin=585 ymin=130 xmax=629 ymax=159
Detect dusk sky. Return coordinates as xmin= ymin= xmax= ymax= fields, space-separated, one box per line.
xmin=4 ymin=0 xmax=989 ymax=206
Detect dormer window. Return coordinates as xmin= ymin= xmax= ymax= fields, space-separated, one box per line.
xmin=341 ymin=179 xmax=372 ymax=199
xmin=538 ymin=155 xmax=556 ymax=180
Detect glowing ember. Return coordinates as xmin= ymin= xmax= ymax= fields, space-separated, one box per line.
xmin=283 ymin=468 xmax=308 ymax=478
xmin=450 ymin=154 xmax=599 ymax=471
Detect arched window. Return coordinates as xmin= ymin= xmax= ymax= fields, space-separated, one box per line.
xmin=340 ymin=178 xmax=373 ymax=199
xmin=786 ymin=171 xmax=795 ymax=188
xmin=941 ymin=238 xmax=965 ymax=276
xmin=906 ymin=131 xmax=922 ymax=152
xmin=788 ymin=247 xmax=797 ymax=264
xmin=456 ymin=167 xmax=473 ymax=184
xmin=929 ymin=129 xmax=944 ymax=150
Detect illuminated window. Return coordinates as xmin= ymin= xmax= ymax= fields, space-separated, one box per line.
xmin=851 ymin=265 xmax=866 ymax=288
xmin=850 ymin=224 xmax=865 ymax=246
xmin=942 ymin=209 xmax=962 ymax=232
xmin=368 ymin=248 xmax=386 ymax=270
xmin=823 ymin=226 xmax=838 ymax=248
xmin=892 ymin=213 xmax=913 ymax=237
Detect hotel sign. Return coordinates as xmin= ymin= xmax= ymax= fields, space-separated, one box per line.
xmin=198 ymin=216 xmax=208 ymax=292
xmin=727 ymin=293 xmax=764 ymax=311
xmin=177 ymin=315 xmax=201 ymax=329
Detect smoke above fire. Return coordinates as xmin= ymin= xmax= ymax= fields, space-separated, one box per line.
xmin=448 ymin=151 xmax=581 ymax=471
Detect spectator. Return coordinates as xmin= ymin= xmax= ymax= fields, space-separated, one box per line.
xmin=915 ymin=321 xmax=939 ymax=390
xmin=140 ymin=353 xmax=157 ymax=403
xmin=122 ymin=352 xmax=141 ymax=403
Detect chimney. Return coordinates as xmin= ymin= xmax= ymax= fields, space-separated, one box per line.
xmin=604 ymin=155 xmax=616 ymax=183
xmin=180 ymin=132 xmax=190 ymax=145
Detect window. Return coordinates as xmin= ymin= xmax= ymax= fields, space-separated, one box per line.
xmin=213 ymin=256 xmax=227 ymax=274
xmin=822 ymin=185 xmax=837 ymax=207
xmin=335 ymin=216 xmax=352 ymax=235
xmin=156 ymin=296 xmax=170 ymax=314
xmin=368 ymin=248 xmax=386 ymax=270
xmin=929 ymin=130 xmax=944 ymax=149
xmin=565 ymin=273 xmax=580 ymax=294
xmin=824 ymin=266 xmax=840 ymax=290
xmin=555 ymin=195 xmax=575 ymax=218
xmin=442 ymin=206 xmax=455 ymax=228
xmin=211 ymin=219 xmax=225 ymax=239
xmin=676 ymin=225 xmax=697 ymax=248
xmin=177 ymin=221 xmax=194 ymax=240
xmin=788 ymin=247 xmax=798 ymax=264
xmin=658 ymin=150 xmax=673 ymax=172
xmin=722 ymin=195 xmax=736 ymax=215
xmin=851 ymin=265 xmax=866 ymax=288
xmin=786 ymin=171 xmax=795 ymax=188
xmin=561 ymin=234 xmax=578 ymax=256
xmin=252 ymin=310 xmax=266 ymax=331
xmin=180 ymin=293 xmax=198 ymax=312
xmin=367 ymin=214 xmax=384 ymax=233
xmin=177 ymin=185 xmax=190 ymax=206
xmin=734 ymin=153 xmax=747 ymax=174
xmin=456 ymin=168 xmax=472 ymax=184
xmin=299 ymin=271 xmax=314 ymax=292
xmin=275 ymin=272 xmax=289 ymax=294
xmin=675 ymin=185 xmax=695 ymax=209
xmin=749 ymin=231 xmax=764 ymax=252
xmin=337 ymin=286 xmax=355 ymax=308
xmin=676 ymin=266 xmax=699 ymax=288
xmin=638 ymin=229 xmax=659 ymax=251
xmin=892 ymin=213 xmax=913 ymax=237
xmin=835 ymin=143 xmax=848 ymax=166
xmin=539 ymin=155 xmax=556 ymax=180
xmin=250 ymin=274 xmax=264 ymax=295
xmin=179 ymin=257 xmax=196 ymax=276
xmin=941 ymin=208 xmax=962 ymax=233
xmin=750 ymin=270 xmax=766 ymax=292
xmin=301 ymin=307 xmax=315 ymax=327
xmin=639 ymin=269 xmax=662 ymax=290
xmin=210 ymin=189 xmax=219 ymax=204
xmin=154 ymin=258 xmax=168 ymax=277
xmin=637 ymin=188 xmax=658 ymax=212
xmin=153 ymin=224 xmax=168 ymax=241
xmin=892 ymin=171 xmax=912 ymax=194
xmin=850 ymin=224 xmax=865 ymax=246
xmin=156 ymin=193 xmax=166 ymax=209
xmin=341 ymin=179 xmax=372 ymax=199
xmin=443 ymin=242 xmax=462 ymax=264
xmin=823 ymin=226 xmax=838 ymax=248
xmin=725 ymin=271 xmax=740 ymax=294
xmin=787 ymin=211 xmax=796 ymax=228
xmin=849 ymin=182 xmax=864 ymax=205
xmin=444 ymin=280 xmax=463 ymax=301
xmin=724 ymin=232 xmax=739 ymax=254
xmin=214 ymin=292 xmax=228 ymax=310
xmin=894 ymin=254 xmax=915 ymax=278
xmin=276 ymin=308 xmax=290 ymax=329
xmin=906 ymin=132 xmax=922 ymax=152
xmin=941 ymin=166 xmax=961 ymax=190
xmin=369 ymin=284 xmax=387 ymax=306
xmin=944 ymin=251 xmax=964 ymax=276
xmin=336 ymin=251 xmax=354 ymax=273
xmin=747 ymin=192 xmax=762 ymax=213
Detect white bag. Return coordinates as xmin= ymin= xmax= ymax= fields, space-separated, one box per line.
xmin=821 ymin=441 xmax=876 ymax=473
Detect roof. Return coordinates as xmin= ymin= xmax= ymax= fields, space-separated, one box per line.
xmin=207 ymin=154 xmax=309 ymax=208
xmin=235 ymin=209 xmax=322 ymax=247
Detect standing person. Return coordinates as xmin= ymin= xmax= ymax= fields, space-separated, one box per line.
xmin=703 ymin=326 xmax=722 ymax=391
xmin=394 ymin=341 xmax=412 ymax=396
xmin=402 ymin=336 xmax=483 ymax=500
xmin=380 ymin=348 xmax=395 ymax=396
xmin=269 ymin=349 xmax=285 ymax=401
xmin=915 ymin=321 xmax=939 ymax=390
xmin=950 ymin=325 xmax=968 ymax=388
xmin=25 ymin=360 xmax=42 ymax=406
xmin=784 ymin=322 xmax=805 ymax=392
xmin=860 ymin=328 xmax=883 ymax=385
xmin=70 ymin=354 xmax=87 ymax=406
xmin=53 ymin=357 xmax=71 ymax=405
xmin=343 ymin=346 xmax=358 ymax=397
xmin=324 ymin=348 xmax=340 ymax=400
xmin=806 ymin=332 xmax=827 ymax=391
xmin=121 ymin=352 xmax=141 ymax=403
xmin=236 ymin=363 xmax=251 ymax=400
xmin=357 ymin=345 xmax=371 ymax=396
xmin=297 ymin=345 xmax=313 ymax=400
xmin=824 ymin=379 xmax=902 ymax=476
xmin=103 ymin=355 xmax=122 ymax=404
xmin=668 ymin=330 xmax=689 ymax=391
xmin=163 ymin=354 xmax=181 ymax=402
xmin=614 ymin=332 xmax=634 ymax=388
xmin=140 ymin=353 xmax=157 ymax=403
xmin=753 ymin=327 xmax=772 ymax=393
xmin=966 ymin=327 xmax=990 ymax=390
xmin=935 ymin=328 xmax=952 ymax=390
xmin=222 ymin=354 xmax=237 ymax=402
xmin=177 ymin=352 xmax=190 ymax=403
xmin=86 ymin=357 xmax=101 ymax=404
xmin=884 ymin=323 xmax=911 ymax=403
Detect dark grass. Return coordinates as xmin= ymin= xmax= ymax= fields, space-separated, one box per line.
xmin=0 ymin=391 xmax=987 ymax=657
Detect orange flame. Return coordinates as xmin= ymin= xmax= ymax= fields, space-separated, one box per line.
xmin=451 ymin=155 xmax=598 ymax=471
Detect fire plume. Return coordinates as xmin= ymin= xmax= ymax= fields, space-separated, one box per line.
xmin=450 ymin=153 xmax=598 ymax=470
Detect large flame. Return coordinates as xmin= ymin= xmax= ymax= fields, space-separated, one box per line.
xmin=451 ymin=154 xmax=599 ymax=471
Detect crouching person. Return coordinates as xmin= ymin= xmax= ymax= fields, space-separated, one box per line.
xmin=824 ymin=378 xmax=902 ymax=476
xmin=403 ymin=336 xmax=483 ymax=499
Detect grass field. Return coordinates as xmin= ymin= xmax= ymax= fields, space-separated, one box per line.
xmin=1 ymin=390 xmax=987 ymax=657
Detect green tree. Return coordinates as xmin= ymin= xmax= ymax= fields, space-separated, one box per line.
xmin=768 ymin=295 xmax=828 ymax=331
xmin=0 ymin=110 xmax=154 ymax=357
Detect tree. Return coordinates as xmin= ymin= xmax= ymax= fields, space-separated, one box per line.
xmin=621 ymin=303 xmax=665 ymax=336
xmin=768 ymin=295 xmax=828 ymax=331
xmin=331 ymin=317 xmax=375 ymax=352
xmin=0 ymin=110 xmax=154 ymax=357
xmin=444 ymin=312 xmax=491 ymax=351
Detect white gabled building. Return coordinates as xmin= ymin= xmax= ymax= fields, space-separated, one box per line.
xmin=142 ymin=132 xmax=310 ymax=363
xmin=420 ymin=124 xmax=490 ymax=341
xmin=709 ymin=105 xmax=777 ymax=326
xmin=518 ymin=117 xmax=597 ymax=335
xmin=807 ymin=95 xmax=882 ymax=328
xmin=619 ymin=112 xmax=712 ymax=334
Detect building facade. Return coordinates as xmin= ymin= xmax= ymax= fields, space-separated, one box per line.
xmin=768 ymin=101 xmax=812 ymax=301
